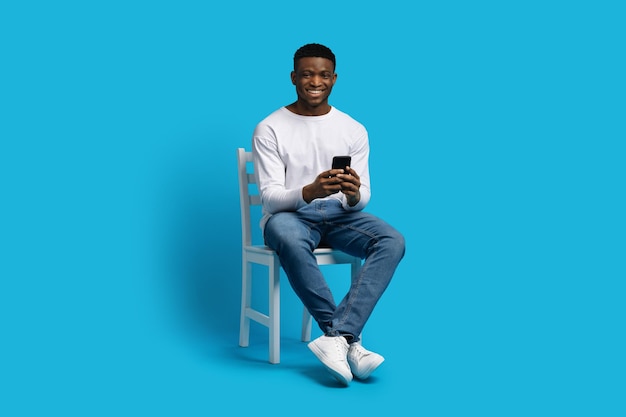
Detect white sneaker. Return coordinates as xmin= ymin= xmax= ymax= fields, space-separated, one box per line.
xmin=308 ymin=335 xmax=352 ymax=385
xmin=347 ymin=342 xmax=385 ymax=379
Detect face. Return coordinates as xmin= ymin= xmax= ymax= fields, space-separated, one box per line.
xmin=291 ymin=57 xmax=337 ymax=115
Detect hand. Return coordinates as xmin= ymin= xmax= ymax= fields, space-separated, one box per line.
xmin=337 ymin=166 xmax=361 ymax=206
xmin=302 ymin=167 xmax=361 ymax=205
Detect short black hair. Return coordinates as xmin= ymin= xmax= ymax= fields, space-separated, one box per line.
xmin=293 ymin=43 xmax=336 ymax=71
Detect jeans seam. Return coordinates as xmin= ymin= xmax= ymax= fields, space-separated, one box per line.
xmin=326 ymin=221 xmax=379 ymax=249
xmin=335 ymin=247 xmax=374 ymax=334
xmin=329 ymin=221 xmax=378 ymax=333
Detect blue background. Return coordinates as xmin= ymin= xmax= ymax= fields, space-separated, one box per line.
xmin=1 ymin=1 xmax=624 ymax=415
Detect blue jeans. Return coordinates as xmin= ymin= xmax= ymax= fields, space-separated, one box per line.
xmin=264 ymin=199 xmax=405 ymax=341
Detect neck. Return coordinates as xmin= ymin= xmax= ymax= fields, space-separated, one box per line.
xmin=287 ymin=101 xmax=332 ymax=116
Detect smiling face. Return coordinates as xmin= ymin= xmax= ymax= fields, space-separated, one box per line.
xmin=289 ymin=56 xmax=337 ymax=116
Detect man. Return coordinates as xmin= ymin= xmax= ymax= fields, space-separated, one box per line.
xmin=252 ymin=43 xmax=405 ymax=385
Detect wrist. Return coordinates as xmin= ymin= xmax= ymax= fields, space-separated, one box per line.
xmin=302 ymin=185 xmax=313 ymax=203
xmin=347 ymin=191 xmax=360 ymax=207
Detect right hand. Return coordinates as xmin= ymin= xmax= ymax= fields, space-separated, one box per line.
xmin=302 ymin=169 xmax=345 ymax=203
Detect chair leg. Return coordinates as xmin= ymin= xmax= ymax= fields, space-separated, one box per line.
xmin=301 ymin=307 xmax=312 ymax=342
xmin=350 ymin=258 xmax=361 ymax=280
xmin=239 ymin=259 xmax=251 ymax=347
xmin=268 ymin=258 xmax=280 ymax=364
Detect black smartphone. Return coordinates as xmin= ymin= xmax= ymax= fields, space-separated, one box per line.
xmin=332 ymin=156 xmax=352 ymax=174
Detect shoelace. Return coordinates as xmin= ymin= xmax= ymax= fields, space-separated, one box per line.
xmin=350 ymin=344 xmax=367 ymax=360
xmin=335 ymin=339 xmax=349 ymax=356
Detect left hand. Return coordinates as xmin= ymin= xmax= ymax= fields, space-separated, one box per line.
xmin=337 ymin=166 xmax=361 ymax=206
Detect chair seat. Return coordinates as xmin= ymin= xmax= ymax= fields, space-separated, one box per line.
xmin=243 ymin=244 xmax=358 ymax=265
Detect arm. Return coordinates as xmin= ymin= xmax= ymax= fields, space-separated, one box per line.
xmin=252 ymin=135 xmax=306 ymax=214
xmin=337 ymin=128 xmax=370 ymax=211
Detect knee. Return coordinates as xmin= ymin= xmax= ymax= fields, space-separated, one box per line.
xmin=265 ymin=221 xmax=289 ymax=245
xmin=381 ymin=230 xmax=406 ymax=260
xmin=264 ymin=214 xmax=313 ymax=252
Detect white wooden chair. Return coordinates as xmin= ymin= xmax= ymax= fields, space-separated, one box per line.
xmin=237 ymin=148 xmax=362 ymax=364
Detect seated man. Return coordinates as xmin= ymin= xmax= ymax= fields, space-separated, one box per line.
xmin=252 ymin=43 xmax=405 ymax=385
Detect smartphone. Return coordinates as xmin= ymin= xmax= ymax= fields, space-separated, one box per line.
xmin=332 ymin=156 xmax=352 ymax=174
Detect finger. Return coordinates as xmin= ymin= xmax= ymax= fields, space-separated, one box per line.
xmin=326 ymin=184 xmax=342 ymax=195
xmin=326 ymin=175 xmax=342 ymax=184
xmin=337 ymin=173 xmax=359 ymax=186
xmin=346 ymin=167 xmax=360 ymax=179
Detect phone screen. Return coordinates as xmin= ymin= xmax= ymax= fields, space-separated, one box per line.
xmin=332 ymin=156 xmax=351 ymax=173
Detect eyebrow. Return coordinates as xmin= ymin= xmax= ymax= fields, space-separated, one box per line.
xmin=299 ymin=68 xmax=334 ymax=74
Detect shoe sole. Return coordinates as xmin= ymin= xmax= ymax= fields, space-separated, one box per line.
xmin=308 ymin=341 xmax=352 ymax=386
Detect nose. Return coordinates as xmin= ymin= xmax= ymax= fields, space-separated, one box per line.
xmin=310 ymin=75 xmax=323 ymax=86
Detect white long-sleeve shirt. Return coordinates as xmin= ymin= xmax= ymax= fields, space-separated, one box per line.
xmin=252 ymin=106 xmax=371 ymax=231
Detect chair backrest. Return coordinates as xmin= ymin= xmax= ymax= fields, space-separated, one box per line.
xmin=237 ymin=148 xmax=261 ymax=248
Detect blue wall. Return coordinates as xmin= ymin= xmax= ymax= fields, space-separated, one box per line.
xmin=2 ymin=1 xmax=624 ymax=415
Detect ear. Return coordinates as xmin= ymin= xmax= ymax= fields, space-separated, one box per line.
xmin=290 ymin=71 xmax=296 ymax=85
xmin=332 ymin=72 xmax=337 ymax=86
